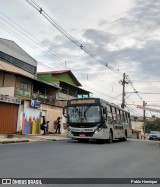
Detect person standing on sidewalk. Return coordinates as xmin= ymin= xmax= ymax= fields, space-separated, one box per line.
xmin=55 ymin=117 xmax=61 ymax=134
xmin=45 ymin=121 xmax=49 ymax=135
xmin=41 ymin=116 xmax=46 ymax=135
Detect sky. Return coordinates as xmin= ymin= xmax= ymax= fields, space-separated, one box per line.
xmin=0 ymin=0 xmax=160 ymax=117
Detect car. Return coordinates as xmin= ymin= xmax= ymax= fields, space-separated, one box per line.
xmin=148 ymin=131 xmax=160 ymax=141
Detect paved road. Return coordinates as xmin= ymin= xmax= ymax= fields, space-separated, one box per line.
xmin=0 ymin=139 xmax=160 ymax=187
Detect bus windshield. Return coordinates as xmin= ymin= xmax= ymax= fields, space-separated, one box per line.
xmin=67 ymin=105 xmax=101 ymax=123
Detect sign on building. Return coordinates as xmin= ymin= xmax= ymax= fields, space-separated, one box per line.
xmin=0 ymin=94 xmax=21 ymax=104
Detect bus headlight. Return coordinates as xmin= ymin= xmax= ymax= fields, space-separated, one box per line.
xmin=94 ymin=127 xmax=102 ymax=133
xmin=95 ymin=130 xmax=98 ymax=134
xmin=97 ymin=127 xmax=102 ymax=132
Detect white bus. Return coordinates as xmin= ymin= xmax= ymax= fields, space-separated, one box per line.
xmin=63 ymin=98 xmax=132 ymax=143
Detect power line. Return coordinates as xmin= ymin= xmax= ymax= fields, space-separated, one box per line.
xmin=0 ymin=13 xmax=122 ymax=92
xmin=138 ymin=92 xmax=160 ymax=94
xmin=125 ymin=104 xmax=141 ymax=117
xmin=25 ymin=0 xmax=122 ymax=77
xmin=0 ymin=24 xmax=123 ymax=101
xmin=0 ymin=14 xmax=123 ymax=95
xmin=1 ymin=3 xmax=150 ymax=115
xmin=25 ymin=0 xmax=147 ymax=107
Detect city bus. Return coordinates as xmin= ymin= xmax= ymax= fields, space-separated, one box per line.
xmin=63 ymin=98 xmax=132 ymax=143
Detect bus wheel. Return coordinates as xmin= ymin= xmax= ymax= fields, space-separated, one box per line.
xmin=108 ymin=130 xmax=113 ymax=143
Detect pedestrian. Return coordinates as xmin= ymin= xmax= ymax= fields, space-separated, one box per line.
xmin=45 ymin=121 xmax=49 ymax=135
xmin=41 ymin=116 xmax=46 ymax=135
xmin=55 ymin=117 xmax=61 ymax=134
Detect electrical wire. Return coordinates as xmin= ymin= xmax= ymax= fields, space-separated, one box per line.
xmin=0 ymin=15 xmax=123 ymax=94
xmin=0 ymin=24 xmax=123 ymax=101
xmin=2 ymin=3 xmax=156 ymax=115
xmin=25 ymin=0 xmax=148 ymax=107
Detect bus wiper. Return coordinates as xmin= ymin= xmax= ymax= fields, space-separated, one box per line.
xmin=84 ymin=106 xmax=91 ymax=120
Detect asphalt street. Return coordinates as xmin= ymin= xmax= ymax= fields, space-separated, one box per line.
xmin=0 ymin=139 xmax=160 ymax=187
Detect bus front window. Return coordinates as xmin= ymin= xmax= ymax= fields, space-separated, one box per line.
xmin=67 ymin=106 xmax=101 ymax=123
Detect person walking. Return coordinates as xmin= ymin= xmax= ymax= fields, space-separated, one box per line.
xmin=55 ymin=117 xmax=61 ymax=134
xmin=45 ymin=121 xmax=49 ymax=135
xmin=42 ymin=116 xmax=46 ymax=135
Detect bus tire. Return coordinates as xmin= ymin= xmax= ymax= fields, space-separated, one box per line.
xmin=108 ymin=129 xmax=113 ymax=143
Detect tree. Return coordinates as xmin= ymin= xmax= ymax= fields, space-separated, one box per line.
xmin=145 ymin=118 xmax=160 ymax=133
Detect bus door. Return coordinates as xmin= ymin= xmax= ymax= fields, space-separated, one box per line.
xmin=106 ymin=105 xmax=116 ymax=139
xmin=111 ymin=107 xmax=120 ymax=138
xmin=102 ymin=107 xmax=108 ymax=139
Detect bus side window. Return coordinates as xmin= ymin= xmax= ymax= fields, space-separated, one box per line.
xmin=122 ymin=112 xmax=126 ymax=122
xmin=125 ymin=112 xmax=128 ymax=123
xmin=107 ymin=105 xmax=112 ymax=124
xmin=116 ymin=109 xmax=121 ymax=122
xmin=112 ymin=107 xmax=116 ymax=121
xmin=120 ymin=110 xmax=123 ymax=122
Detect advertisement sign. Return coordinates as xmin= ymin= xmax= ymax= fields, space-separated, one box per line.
xmin=30 ymin=100 xmax=41 ymax=108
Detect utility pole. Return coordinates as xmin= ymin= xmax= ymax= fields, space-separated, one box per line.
xmin=121 ymin=73 xmax=128 ymax=108
xmin=143 ymin=101 xmax=147 ymax=139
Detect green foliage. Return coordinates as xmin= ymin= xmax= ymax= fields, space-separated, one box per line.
xmin=145 ymin=118 xmax=160 ymax=133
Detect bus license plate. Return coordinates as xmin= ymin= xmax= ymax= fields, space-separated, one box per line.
xmin=80 ymin=134 xmax=86 ymax=137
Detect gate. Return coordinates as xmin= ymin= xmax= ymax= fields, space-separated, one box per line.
xmin=0 ymin=102 xmax=18 ymax=134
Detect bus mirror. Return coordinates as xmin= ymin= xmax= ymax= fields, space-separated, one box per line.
xmin=63 ymin=106 xmax=67 ymax=118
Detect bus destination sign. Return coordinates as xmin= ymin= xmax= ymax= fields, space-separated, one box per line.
xmin=70 ymin=99 xmax=95 ymax=104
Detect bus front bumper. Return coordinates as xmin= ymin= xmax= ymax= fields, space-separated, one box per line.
xmin=67 ymin=129 xmax=108 ymax=140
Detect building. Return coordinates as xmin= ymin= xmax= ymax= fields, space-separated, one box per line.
xmin=37 ymin=70 xmax=91 ymax=101
xmin=131 ymin=116 xmax=155 ymax=139
xmin=37 ymin=70 xmax=91 ymax=133
xmin=0 ymin=38 xmax=91 ymax=135
xmin=0 ymin=39 xmax=61 ymax=134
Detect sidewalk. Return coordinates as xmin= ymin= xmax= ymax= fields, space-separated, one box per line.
xmin=0 ymin=134 xmax=69 ymax=144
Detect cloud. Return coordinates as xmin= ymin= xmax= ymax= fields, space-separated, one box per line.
xmin=38 ymin=0 xmax=160 ymax=110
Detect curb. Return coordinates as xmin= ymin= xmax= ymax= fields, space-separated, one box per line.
xmin=0 ymin=140 xmax=29 ymax=144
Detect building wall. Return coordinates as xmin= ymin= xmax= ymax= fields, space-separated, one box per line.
xmin=0 ymin=72 xmax=16 ymax=96
xmin=38 ymin=73 xmax=78 ymax=87
xmin=3 ymin=73 xmax=16 ymax=87
xmin=15 ymin=76 xmax=32 ymax=91
xmin=0 ymin=72 xmax=4 ymax=86
xmin=0 ymin=60 xmax=35 ymax=78
xmin=37 ymin=74 xmax=53 ymax=82
xmin=19 ymin=101 xmax=66 ymax=135
xmin=41 ymin=103 xmax=63 ymax=133
xmin=131 ymin=121 xmax=143 ymax=131
xmin=0 ymin=39 xmax=37 ymax=67
xmin=56 ymin=92 xmax=75 ymax=100
xmin=53 ymin=73 xmax=77 ymax=86
xmin=0 ymin=87 xmax=15 ymax=96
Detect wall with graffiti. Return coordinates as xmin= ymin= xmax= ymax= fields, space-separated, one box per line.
xmin=22 ymin=108 xmax=41 ymax=135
